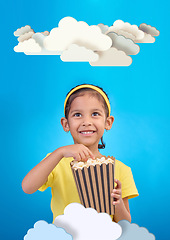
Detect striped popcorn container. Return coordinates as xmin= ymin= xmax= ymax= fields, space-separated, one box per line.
xmin=70 ymin=156 xmax=115 ymax=215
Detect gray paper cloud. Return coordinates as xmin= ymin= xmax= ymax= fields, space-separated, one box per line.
xmin=98 ymin=23 xmax=109 ymax=34
xmin=117 ymin=220 xmax=155 ymax=240
xmin=139 ymin=23 xmax=160 ymax=37
xmin=107 ymin=32 xmax=140 ymax=55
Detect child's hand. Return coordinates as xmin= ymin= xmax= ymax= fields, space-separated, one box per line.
xmin=59 ymin=144 xmax=95 ymax=162
xmin=111 ymin=179 xmax=122 ymax=206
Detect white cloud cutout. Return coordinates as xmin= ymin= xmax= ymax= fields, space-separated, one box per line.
xmin=54 ymin=203 xmax=122 ymax=240
xmin=14 ymin=25 xmax=34 ymax=37
xmin=107 ymin=32 xmax=140 ymax=55
xmin=17 ymin=31 xmax=34 ymax=42
xmin=24 ymin=220 xmax=72 ymax=240
xmin=107 ymin=20 xmax=144 ymax=41
xmin=44 ymin=17 xmax=112 ymax=52
xmin=60 ymin=44 xmax=98 ymax=62
xmin=90 ymin=47 xmax=132 ymax=66
xmin=139 ymin=23 xmax=160 ymax=37
xmin=134 ymin=32 xmax=155 ymax=43
xmin=97 ymin=23 xmax=109 ymax=34
xmin=117 ymin=220 xmax=155 ymax=240
xmin=14 ymin=38 xmax=41 ymax=53
xmin=14 ymin=33 xmax=61 ymax=55
xmin=26 ymin=33 xmax=62 ymax=55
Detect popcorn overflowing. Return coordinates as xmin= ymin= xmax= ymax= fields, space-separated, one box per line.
xmin=71 ymin=157 xmax=115 ymax=169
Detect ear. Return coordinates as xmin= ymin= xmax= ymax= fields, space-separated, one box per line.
xmin=61 ymin=117 xmax=70 ymax=132
xmin=105 ymin=116 xmax=114 ymax=130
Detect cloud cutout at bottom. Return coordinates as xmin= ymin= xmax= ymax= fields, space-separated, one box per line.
xmin=24 ymin=220 xmax=72 ymax=240
xmin=89 ymin=47 xmax=132 ymax=66
xmin=23 ymin=204 xmax=156 ymax=240
xmin=117 ymin=220 xmax=155 ymax=240
xmin=54 ymin=203 xmax=122 ymax=240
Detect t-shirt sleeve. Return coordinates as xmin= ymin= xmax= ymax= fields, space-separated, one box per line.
xmin=117 ymin=161 xmax=139 ymax=199
xmin=38 ymin=153 xmax=54 ymax=192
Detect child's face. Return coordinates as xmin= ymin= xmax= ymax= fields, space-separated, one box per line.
xmin=61 ymin=93 xmax=114 ymax=149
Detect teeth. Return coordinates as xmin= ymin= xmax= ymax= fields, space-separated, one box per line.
xmin=81 ymin=131 xmax=94 ymax=134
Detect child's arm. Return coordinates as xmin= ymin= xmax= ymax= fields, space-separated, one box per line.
xmin=111 ymin=179 xmax=131 ymax=222
xmin=22 ymin=144 xmax=95 ymax=194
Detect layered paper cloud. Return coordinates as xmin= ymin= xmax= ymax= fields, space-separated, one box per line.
xmin=24 ymin=204 xmax=156 ymax=240
xmin=107 ymin=20 xmax=144 ymax=41
xmin=107 ymin=32 xmax=140 ymax=55
xmin=117 ymin=220 xmax=155 ymax=240
xmin=90 ymin=48 xmax=132 ymax=66
xmin=60 ymin=44 xmax=99 ymax=62
xmin=98 ymin=23 xmax=109 ymax=34
xmin=135 ymin=32 xmax=155 ymax=43
xmin=24 ymin=220 xmax=72 ymax=240
xmin=54 ymin=203 xmax=122 ymax=240
xmin=14 ymin=39 xmax=41 ymax=53
xmin=17 ymin=31 xmax=34 ymax=42
xmin=139 ymin=23 xmax=160 ymax=36
xmin=26 ymin=33 xmax=62 ymax=55
xmin=13 ymin=17 xmax=160 ymax=66
xmin=44 ymin=17 xmax=112 ymax=51
xmin=14 ymin=25 xmax=34 ymax=36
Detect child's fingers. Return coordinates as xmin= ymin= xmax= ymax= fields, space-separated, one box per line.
xmin=79 ymin=151 xmax=87 ymax=161
xmin=79 ymin=144 xmax=95 ymax=159
xmin=82 ymin=150 xmax=91 ymax=161
xmin=114 ymin=179 xmax=121 ymax=189
xmin=112 ymin=200 xmax=121 ymax=205
xmin=111 ymin=189 xmax=121 ymax=195
xmin=73 ymin=153 xmax=82 ymax=161
xmin=87 ymin=149 xmax=95 ymax=159
xmin=111 ymin=193 xmax=121 ymax=200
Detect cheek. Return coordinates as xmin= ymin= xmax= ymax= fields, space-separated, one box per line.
xmin=68 ymin=119 xmax=79 ymax=130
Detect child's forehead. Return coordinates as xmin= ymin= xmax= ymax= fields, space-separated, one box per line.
xmin=70 ymin=93 xmax=105 ymax=109
xmin=71 ymin=92 xmax=102 ymax=103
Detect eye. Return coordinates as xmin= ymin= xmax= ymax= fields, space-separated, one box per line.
xmin=92 ymin=112 xmax=100 ymax=116
xmin=73 ymin=113 xmax=82 ymax=117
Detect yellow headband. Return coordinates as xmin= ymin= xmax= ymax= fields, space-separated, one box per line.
xmin=64 ymin=84 xmax=111 ymax=116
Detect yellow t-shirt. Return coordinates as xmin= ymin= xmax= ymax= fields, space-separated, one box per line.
xmin=39 ymin=154 xmax=139 ymax=222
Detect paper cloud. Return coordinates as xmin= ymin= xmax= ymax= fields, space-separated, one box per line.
xmin=17 ymin=31 xmax=34 ymax=42
xmin=25 ymin=33 xmax=61 ymax=55
xmin=41 ymin=31 xmax=50 ymax=36
xmin=107 ymin=20 xmax=144 ymax=41
xmin=14 ymin=38 xmax=41 ymax=53
xmin=98 ymin=23 xmax=109 ymax=34
xmin=139 ymin=23 xmax=160 ymax=37
xmin=134 ymin=32 xmax=155 ymax=43
xmin=60 ymin=44 xmax=98 ymax=62
xmin=54 ymin=203 xmax=122 ymax=240
xmin=90 ymin=47 xmax=132 ymax=66
xmin=14 ymin=25 xmax=34 ymax=37
xmin=117 ymin=220 xmax=155 ymax=240
xmin=44 ymin=17 xmax=112 ymax=51
xmin=24 ymin=220 xmax=72 ymax=240
xmin=107 ymin=32 xmax=140 ymax=55
xmin=13 ymin=17 xmax=160 ymax=65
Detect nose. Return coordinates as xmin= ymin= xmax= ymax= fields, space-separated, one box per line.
xmin=82 ymin=116 xmax=92 ymax=126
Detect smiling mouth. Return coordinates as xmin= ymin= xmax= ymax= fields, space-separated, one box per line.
xmin=79 ymin=131 xmax=96 ymax=135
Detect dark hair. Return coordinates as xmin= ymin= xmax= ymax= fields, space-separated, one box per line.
xmin=65 ymin=84 xmax=110 ymax=149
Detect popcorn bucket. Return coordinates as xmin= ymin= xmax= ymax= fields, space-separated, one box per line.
xmin=70 ymin=156 xmax=115 ymax=215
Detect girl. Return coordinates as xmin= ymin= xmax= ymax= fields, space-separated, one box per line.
xmin=22 ymin=84 xmax=138 ymax=223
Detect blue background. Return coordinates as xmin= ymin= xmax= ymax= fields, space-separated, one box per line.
xmin=1 ymin=0 xmax=169 ymax=239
